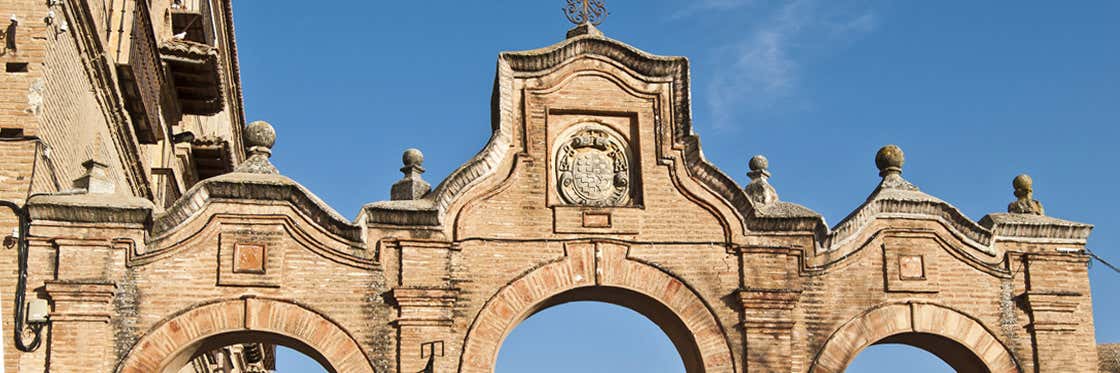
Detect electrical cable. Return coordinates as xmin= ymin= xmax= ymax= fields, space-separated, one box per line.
xmin=1086 ymin=248 xmax=1120 ymax=275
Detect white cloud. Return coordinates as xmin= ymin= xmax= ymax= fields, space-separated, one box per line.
xmin=703 ymin=0 xmax=878 ymax=128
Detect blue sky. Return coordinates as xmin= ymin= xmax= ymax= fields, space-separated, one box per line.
xmin=233 ymin=1 xmax=1120 ymax=371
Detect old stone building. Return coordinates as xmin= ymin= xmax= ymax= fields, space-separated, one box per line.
xmin=0 ymin=0 xmax=1110 ymax=372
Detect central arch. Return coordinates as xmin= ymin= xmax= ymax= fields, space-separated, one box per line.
xmin=459 ymin=242 xmax=735 ymax=373
xmin=810 ymin=302 xmax=1020 ymax=373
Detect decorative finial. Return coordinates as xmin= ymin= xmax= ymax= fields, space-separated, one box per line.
xmin=73 ymin=134 xmax=115 ymax=194
xmin=875 ymin=145 xmax=904 ymax=177
xmin=391 ymin=148 xmax=430 ymax=200
xmin=745 ymin=155 xmax=779 ymax=206
xmin=1008 ymin=174 xmax=1044 ymax=215
xmin=564 ymin=0 xmax=607 ymax=26
xmin=563 ymin=0 xmax=607 ymax=38
xmin=874 ymin=145 xmax=918 ymax=191
xmin=235 ymin=121 xmax=279 ymax=174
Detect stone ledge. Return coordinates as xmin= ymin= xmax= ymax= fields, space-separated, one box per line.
xmin=28 ymin=193 xmax=153 ymax=225
xmin=44 ymin=281 xmax=116 ymax=323
xmin=981 ymin=212 xmax=1093 ymax=242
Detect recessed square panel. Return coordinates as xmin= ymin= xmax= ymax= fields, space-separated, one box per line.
xmin=233 ymin=243 xmax=266 ymax=274
xmin=899 ymin=255 xmax=925 ymax=280
xmin=582 ymin=211 xmax=612 ymax=228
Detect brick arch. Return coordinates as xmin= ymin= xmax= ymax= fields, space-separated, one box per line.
xmin=116 ymin=297 xmax=373 ymax=373
xmin=458 ymin=242 xmax=735 ymax=373
xmin=810 ymin=302 xmax=1019 ymax=373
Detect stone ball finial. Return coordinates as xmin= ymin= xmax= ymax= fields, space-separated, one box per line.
xmin=234 ymin=121 xmax=279 ymax=174
xmin=402 ymin=148 xmax=424 ymax=168
xmin=393 ymin=148 xmax=430 ymax=200
xmin=1008 ymin=173 xmax=1044 ymax=215
xmin=244 ymin=121 xmax=276 ymax=150
xmin=875 ymin=145 xmax=905 ymax=177
xmin=1013 ymin=174 xmax=1033 ymax=196
xmin=749 ymin=155 xmax=769 ymax=172
xmin=745 ymin=154 xmax=778 ymax=205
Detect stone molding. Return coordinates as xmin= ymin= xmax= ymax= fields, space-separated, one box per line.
xmin=825 ymin=186 xmax=995 ymax=255
xmin=27 ymin=193 xmax=154 ymax=225
xmin=737 ymin=288 xmax=801 ymax=333
xmin=153 ymin=172 xmax=364 ymax=245
xmin=390 ymin=288 xmax=459 ymax=327
xmin=1025 ymin=291 xmax=1082 ymax=332
xmin=44 ymin=281 xmax=116 ymax=323
xmin=981 ymin=212 xmax=1093 ymax=243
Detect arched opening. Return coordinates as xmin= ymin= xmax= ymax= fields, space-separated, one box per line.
xmin=458 ymin=243 xmax=735 ymax=373
xmin=117 ymin=298 xmax=374 ymax=373
xmin=810 ymin=303 xmax=1018 ymax=373
xmin=845 ymin=333 xmax=985 ymax=373
xmin=495 ymin=288 xmax=694 ymax=372
xmin=169 ymin=331 xmax=330 ymax=373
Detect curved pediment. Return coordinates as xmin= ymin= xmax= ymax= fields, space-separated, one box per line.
xmin=824 ymin=177 xmax=995 ymax=256
xmin=151 ymin=172 xmax=364 ymax=245
xmin=364 ymin=33 xmax=761 ymax=238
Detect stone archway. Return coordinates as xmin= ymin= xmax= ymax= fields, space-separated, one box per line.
xmin=458 ymin=242 xmax=735 ymax=373
xmin=117 ymin=297 xmax=373 ymax=373
xmin=810 ymin=302 xmax=1019 ymax=373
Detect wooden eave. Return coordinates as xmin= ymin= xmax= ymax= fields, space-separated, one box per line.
xmin=160 ymin=39 xmax=224 ymax=115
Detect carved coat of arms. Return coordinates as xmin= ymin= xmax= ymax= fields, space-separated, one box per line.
xmin=556 ymin=126 xmax=631 ymax=206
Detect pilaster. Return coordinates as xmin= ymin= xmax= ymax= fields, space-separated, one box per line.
xmin=43 ymin=281 xmax=115 ymax=373
xmin=1023 ymin=252 xmax=1098 ymax=373
xmin=391 ymin=239 xmax=459 ymax=373
xmin=736 ymin=244 xmax=802 ymax=373
xmin=739 ymin=288 xmax=800 ymax=373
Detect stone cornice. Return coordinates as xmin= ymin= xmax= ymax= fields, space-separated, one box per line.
xmin=44 ymin=281 xmax=116 ymax=323
xmin=824 ymin=184 xmax=995 ymax=255
xmin=980 ymin=213 xmax=1092 ymax=243
xmin=27 ymin=193 xmax=153 ymax=225
xmin=153 ymin=172 xmax=363 ymax=244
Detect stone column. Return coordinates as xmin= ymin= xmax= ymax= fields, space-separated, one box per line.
xmin=390 ymin=239 xmax=458 ymax=373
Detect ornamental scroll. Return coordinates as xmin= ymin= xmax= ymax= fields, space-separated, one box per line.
xmin=556 ymin=125 xmax=631 ymax=207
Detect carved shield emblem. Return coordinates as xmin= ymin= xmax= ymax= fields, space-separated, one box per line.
xmin=557 ymin=126 xmax=630 ymax=206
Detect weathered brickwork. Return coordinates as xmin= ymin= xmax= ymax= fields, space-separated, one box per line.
xmin=0 ymin=5 xmax=1108 ymax=373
